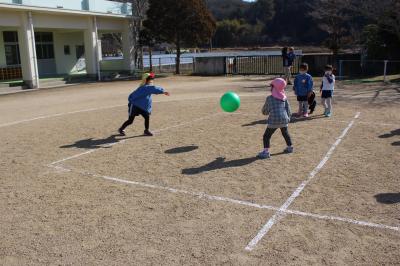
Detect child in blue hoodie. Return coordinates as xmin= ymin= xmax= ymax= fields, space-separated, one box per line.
xmin=118 ymin=73 xmax=170 ymax=136
xmin=293 ymin=63 xmax=313 ymax=117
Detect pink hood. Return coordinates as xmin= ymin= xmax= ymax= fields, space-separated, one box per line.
xmin=271 ymin=78 xmax=287 ymax=101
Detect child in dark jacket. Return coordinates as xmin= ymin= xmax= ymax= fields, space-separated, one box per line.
xmin=293 ymin=63 xmax=314 ymax=117
xmin=258 ymin=78 xmax=293 ymax=159
xmin=119 ymin=73 xmax=170 ymax=136
xmin=282 ymin=47 xmax=296 ymax=85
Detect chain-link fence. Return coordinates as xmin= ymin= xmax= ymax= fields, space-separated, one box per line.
xmin=143 ymin=56 xmax=194 ymax=74
xmin=338 ymin=60 xmax=400 ymax=81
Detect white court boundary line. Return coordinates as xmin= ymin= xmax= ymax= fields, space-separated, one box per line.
xmin=47 ymin=163 xmax=400 ymax=234
xmin=0 ymin=94 xmax=264 ymax=129
xmin=49 ymin=112 xmax=224 ymax=165
xmin=245 ymin=112 xmax=361 ymax=251
xmin=47 ymin=109 xmax=400 ymax=250
xmin=0 ymin=105 xmax=124 ymax=128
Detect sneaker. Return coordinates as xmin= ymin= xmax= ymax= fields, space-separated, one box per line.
xmin=284 ymin=146 xmax=294 ymax=153
xmin=303 ymin=113 xmax=309 ymax=118
xmin=118 ymin=128 xmax=126 ymax=136
xmin=144 ymin=130 xmax=153 ymax=136
xmin=257 ymin=150 xmax=271 ymax=159
xmin=325 ymin=112 xmax=332 ymax=117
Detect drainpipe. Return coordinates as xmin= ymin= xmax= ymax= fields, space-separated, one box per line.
xmin=93 ymin=16 xmax=101 ymax=81
xmin=28 ymin=11 xmax=39 ymax=88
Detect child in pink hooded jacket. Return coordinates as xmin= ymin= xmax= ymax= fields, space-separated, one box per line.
xmin=258 ymin=78 xmax=293 ymax=159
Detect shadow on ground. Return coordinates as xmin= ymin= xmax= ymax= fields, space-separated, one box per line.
xmin=242 ymin=114 xmax=327 ymax=127
xmin=290 ymin=114 xmax=326 ymax=123
xmin=182 ymin=156 xmax=258 ymax=175
xmin=374 ymin=193 xmax=400 ymax=204
xmin=60 ymin=134 xmax=145 ymax=149
xmin=378 ymin=128 xmax=400 ymax=146
xmin=242 ymin=119 xmax=266 ymax=127
xmin=165 ymin=145 xmax=199 ymax=154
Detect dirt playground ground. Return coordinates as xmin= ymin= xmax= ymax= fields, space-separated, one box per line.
xmin=0 ymin=76 xmax=399 ymax=265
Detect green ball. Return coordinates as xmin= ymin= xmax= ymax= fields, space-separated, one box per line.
xmin=220 ymin=91 xmax=240 ymax=112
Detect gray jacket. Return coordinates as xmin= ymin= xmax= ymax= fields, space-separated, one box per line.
xmin=262 ymin=96 xmax=291 ymax=128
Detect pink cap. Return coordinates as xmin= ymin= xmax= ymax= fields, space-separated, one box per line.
xmin=270 ymin=78 xmax=287 ymax=91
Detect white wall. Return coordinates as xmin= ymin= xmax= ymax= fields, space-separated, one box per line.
xmin=54 ymin=31 xmax=86 ymax=74
xmin=33 ymin=13 xmax=88 ymax=29
xmin=0 ymin=10 xmax=21 ymax=27
xmin=0 ymin=30 xmax=6 ymax=67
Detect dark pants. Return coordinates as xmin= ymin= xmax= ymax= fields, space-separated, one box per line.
xmin=263 ymin=127 xmax=292 ymax=148
xmin=120 ymin=104 xmax=150 ymax=131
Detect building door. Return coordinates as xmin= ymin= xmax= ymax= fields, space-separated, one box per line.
xmin=35 ymin=32 xmax=56 ymax=76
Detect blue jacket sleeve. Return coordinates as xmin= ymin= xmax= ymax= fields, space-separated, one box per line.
xmin=307 ymin=76 xmax=314 ymax=92
xmin=293 ymin=76 xmax=299 ymax=95
xmin=148 ymin=86 xmax=164 ymax=95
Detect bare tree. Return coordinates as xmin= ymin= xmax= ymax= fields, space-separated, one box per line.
xmin=308 ymin=0 xmax=355 ymax=66
xmin=110 ymin=0 xmax=149 ymax=70
xmin=358 ymin=0 xmax=400 ymax=41
xmin=144 ymin=0 xmax=216 ymax=74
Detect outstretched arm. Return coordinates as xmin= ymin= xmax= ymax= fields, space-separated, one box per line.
xmin=149 ymin=86 xmax=166 ymax=95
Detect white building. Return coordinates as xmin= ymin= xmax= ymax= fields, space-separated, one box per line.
xmin=0 ymin=0 xmax=135 ymax=88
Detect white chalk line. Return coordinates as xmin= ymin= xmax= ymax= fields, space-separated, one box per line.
xmin=285 ymin=209 xmax=400 ymax=232
xmin=245 ymin=112 xmax=361 ymax=251
xmin=0 ymin=105 xmax=124 ymax=128
xmin=47 ymin=163 xmax=400 ymax=234
xmin=0 ymin=94 xmax=264 ymax=129
xmin=49 ymin=112 xmax=224 ymax=165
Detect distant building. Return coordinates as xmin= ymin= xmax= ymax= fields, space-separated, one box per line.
xmin=0 ymin=0 xmax=135 ymax=88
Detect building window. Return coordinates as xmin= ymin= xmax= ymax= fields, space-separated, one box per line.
xmin=64 ymin=45 xmax=70 ymax=55
xmin=3 ymin=31 xmax=21 ymax=66
xmin=76 ymin=45 xmax=85 ymax=59
xmin=35 ymin=32 xmax=55 ymax=60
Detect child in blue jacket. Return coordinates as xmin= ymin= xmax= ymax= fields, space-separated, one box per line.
xmin=119 ymin=72 xmax=170 ymax=136
xmin=293 ymin=63 xmax=313 ymax=117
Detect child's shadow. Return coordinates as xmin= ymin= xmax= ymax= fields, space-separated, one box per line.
xmin=60 ymin=134 xmax=144 ymax=149
xmin=378 ymin=129 xmax=400 ymax=146
xmin=242 ymin=120 xmax=266 ymax=127
xmin=182 ymin=156 xmax=258 ymax=175
xmin=379 ymin=128 xmax=400 ymax=138
xmin=374 ymin=193 xmax=400 ymax=204
xmin=290 ymin=114 xmax=326 ymax=123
